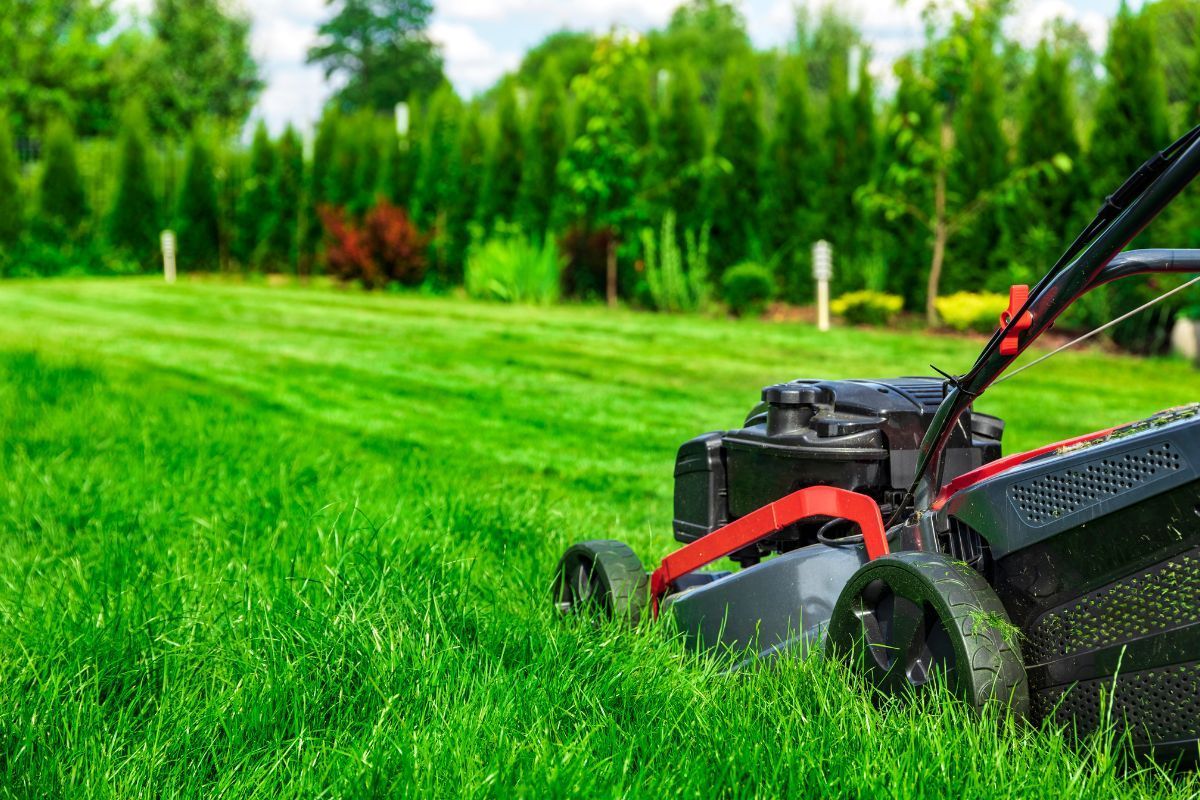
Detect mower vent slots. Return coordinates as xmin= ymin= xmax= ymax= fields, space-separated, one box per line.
xmin=1033 ymin=660 xmax=1200 ymax=746
xmin=1025 ymin=546 xmax=1200 ymax=664
xmin=1009 ymin=442 xmax=1183 ymax=526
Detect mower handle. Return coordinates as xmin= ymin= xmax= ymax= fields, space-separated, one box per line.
xmin=910 ymin=127 xmax=1200 ymax=521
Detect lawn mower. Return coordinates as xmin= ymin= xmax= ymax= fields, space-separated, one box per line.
xmin=554 ymin=123 xmax=1200 ymax=760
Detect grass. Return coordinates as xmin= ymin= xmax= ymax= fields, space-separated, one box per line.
xmin=0 ymin=276 xmax=1198 ymax=798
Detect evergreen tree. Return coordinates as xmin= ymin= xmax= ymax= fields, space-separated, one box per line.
xmin=707 ymin=55 xmax=763 ymax=273
xmin=652 ymin=62 xmax=705 ymax=234
xmin=450 ymin=103 xmax=487 ymax=273
xmin=303 ymin=109 xmax=339 ymax=272
xmin=274 ymin=125 xmax=304 ymax=272
xmin=516 ymin=61 xmax=567 ymax=238
xmin=413 ymin=84 xmax=464 ymax=281
xmin=38 ymin=117 xmax=88 ymax=236
xmin=823 ymin=49 xmax=856 ymax=255
xmin=760 ymin=56 xmax=823 ymax=300
xmin=478 ymin=82 xmax=524 ymax=231
xmin=234 ymin=121 xmax=279 ymax=268
xmin=174 ymin=131 xmax=221 ymax=270
xmin=1089 ymin=3 xmax=1169 ymax=195
xmin=107 ymin=101 xmax=159 ymax=264
xmin=392 ymin=96 xmax=422 ymax=206
xmin=349 ymin=118 xmax=384 ymax=213
xmin=0 ymin=113 xmax=24 ymax=246
xmin=949 ymin=22 xmax=1009 ymax=290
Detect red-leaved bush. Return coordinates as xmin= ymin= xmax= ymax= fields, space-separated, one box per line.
xmin=319 ymin=201 xmax=428 ymax=289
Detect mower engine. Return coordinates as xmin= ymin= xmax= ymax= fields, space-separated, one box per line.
xmin=673 ymin=378 xmax=1003 ymax=566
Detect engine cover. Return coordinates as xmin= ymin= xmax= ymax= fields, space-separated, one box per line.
xmin=672 ymin=377 xmax=1004 ymax=560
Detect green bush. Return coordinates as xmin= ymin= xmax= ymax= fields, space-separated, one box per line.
xmin=721 ymin=262 xmax=775 ymax=317
xmin=0 ymin=113 xmax=22 ymax=246
xmin=37 ymin=118 xmax=88 ymax=237
xmin=465 ymin=229 xmax=564 ymax=304
xmin=831 ymin=291 xmax=904 ymax=325
xmin=107 ymin=101 xmax=159 ymax=266
xmin=175 ymin=132 xmax=222 ymax=270
xmin=935 ymin=291 xmax=1008 ymax=333
xmin=640 ymin=210 xmax=710 ymax=312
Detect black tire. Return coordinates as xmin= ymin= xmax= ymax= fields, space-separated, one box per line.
xmin=826 ymin=551 xmax=1030 ymax=717
xmin=553 ymin=540 xmax=649 ymax=625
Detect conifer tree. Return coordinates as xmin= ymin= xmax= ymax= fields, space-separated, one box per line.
xmin=234 ymin=121 xmax=279 ymax=268
xmin=303 ymin=109 xmax=339 ymax=271
xmin=107 ymin=101 xmax=159 ymax=265
xmin=175 ymin=131 xmax=222 ymax=270
xmin=760 ymin=56 xmax=823 ymax=300
xmin=516 ymin=61 xmax=567 ymax=238
xmin=392 ymin=96 xmax=422 ymax=207
xmin=707 ymin=55 xmax=763 ymax=273
xmin=349 ymin=118 xmax=384 ymax=213
xmin=0 ymin=113 xmax=24 ymax=247
xmin=413 ymin=84 xmax=464 ymax=282
xmin=478 ymin=82 xmax=524 ymax=231
xmin=448 ymin=103 xmax=487 ymax=276
xmin=822 ymin=49 xmax=856 ymax=254
xmin=273 ymin=125 xmax=304 ymax=272
xmin=653 ymin=62 xmax=705 ymax=234
xmin=38 ymin=118 xmax=88 ymax=236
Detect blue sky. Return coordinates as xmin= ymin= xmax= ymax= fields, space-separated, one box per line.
xmin=119 ymin=0 xmax=1134 ymax=134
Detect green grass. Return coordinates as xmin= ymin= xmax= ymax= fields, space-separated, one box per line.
xmin=1 ymin=276 xmax=1198 ymax=798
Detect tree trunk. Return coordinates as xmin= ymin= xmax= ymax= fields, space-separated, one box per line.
xmin=606 ymin=236 xmax=618 ymax=308
xmin=925 ymin=119 xmax=952 ymax=327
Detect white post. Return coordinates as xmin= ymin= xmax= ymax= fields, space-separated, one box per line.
xmin=813 ymin=240 xmax=833 ymax=332
xmin=394 ymin=102 xmax=410 ymax=136
xmin=161 ymin=230 xmax=177 ymax=284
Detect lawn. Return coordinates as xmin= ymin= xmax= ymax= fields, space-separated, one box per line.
xmin=1 ymin=276 xmax=1199 ymax=798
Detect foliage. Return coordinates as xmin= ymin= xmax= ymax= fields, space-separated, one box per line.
xmin=639 ymin=211 xmax=710 ymax=312
xmin=935 ymin=291 xmax=1008 ymax=333
xmin=319 ymin=200 xmax=428 ymax=288
xmin=413 ymin=84 xmax=464 ymax=281
xmin=307 ymin=0 xmax=444 ymax=112
xmin=234 ymin=121 xmax=280 ymax=270
xmin=651 ymin=0 xmax=753 ymax=102
xmin=37 ymin=118 xmax=88 ymax=238
xmin=174 ymin=131 xmax=222 ymax=270
xmin=517 ymin=62 xmax=568 ymax=238
xmin=707 ymin=55 xmax=763 ymax=274
xmin=106 ymin=101 xmax=159 ymax=266
xmin=0 ymin=112 xmax=22 ymax=246
xmin=651 ymin=62 xmax=705 ymax=235
xmin=720 ymin=261 xmax=774 ymax=317
xmin=831 ymin=290 xmax=904 ymax=326
xmin=274 ymin=126 xmax=305 ymax=272
xmin=516 ymin=31 xmax=597 ymax=87
xmin=465 ymin=228 xmax=565 ymax=304
xmin=478 ymin=82 xmax=524 ymax=231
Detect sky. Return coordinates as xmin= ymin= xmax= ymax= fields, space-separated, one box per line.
xmin=117 ymin=0 xmax=1132 ymax=134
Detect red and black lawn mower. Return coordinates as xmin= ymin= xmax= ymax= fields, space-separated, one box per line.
xmin=554 ymin=123 xmax=1200 ymax=760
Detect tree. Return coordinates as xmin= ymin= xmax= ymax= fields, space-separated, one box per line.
xmin=517 ymin=62 xmax=568 ymax=238
xmin=478 ymin=82 xmax=524 ymax=231
xmin=412 ymin=83 xmax=464 ymax=282
xmin=234 ymin=122 xmax=280 ymax=269
xmin=451 ymin=104 xmax=487 ymax=270
xmin=822 ymin=44 xmax=876 ymax=267
xmin=652 ymin=62 xmax=706 ymax=234
xmin=174 ymin=131 xmax=221 ymax=270
xmin=651 ymin=0 xmax=753 ymax=102
xmin=307 ymin=0 xmax=444 ymax=112
xmin=0 ymin=112 xmax=21 ymax=246
xmin=760 ymin=56 xmax=823 ymax=300
xmin=139 ymin=0 xmax=263 ymax=134
xmin=707 ymin=55 xmax=763 ymax=273
xmin=107 ymin=101 xmax=159 ymax=264
xmin=37 ymin=117 xmax=87 ymax=237
xmin=274 ymin=125 xmax=305 ymax=272
xmin=304 ymin=110 xmax=340 ymax=272
xmin=517 ymin=31 xmax=597 ymax=87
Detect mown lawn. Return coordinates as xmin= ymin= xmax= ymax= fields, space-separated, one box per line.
xmin=1 ymin=276 xmax=1199 ymax=798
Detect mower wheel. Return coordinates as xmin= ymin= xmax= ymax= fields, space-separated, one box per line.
xmin=826 ymin=551 xmax=1030 ymax=717
xmin=553 ymin=540 xmax=649 ymax=625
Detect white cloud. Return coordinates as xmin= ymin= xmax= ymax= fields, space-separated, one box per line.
xmin=437 ymin=0 xmax=679 ymax=27
xmin=1008 ymin=0 xmax=1109 ymax=52
xmin=429 ymin=21 xmax=522 ymax=93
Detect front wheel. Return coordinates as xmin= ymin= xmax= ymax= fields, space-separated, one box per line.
xmin=826 ymin=551 xmax=1029 ymax=717
xmin=553 ymin=540 xmax=649 ymax=625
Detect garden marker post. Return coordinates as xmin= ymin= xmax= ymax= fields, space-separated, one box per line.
xmin=161 ymin=230 xmax=177 ymax=284
xmin=813 ymin=240 xmax=832 ymax=332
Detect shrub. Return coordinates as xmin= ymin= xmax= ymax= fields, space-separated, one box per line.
xmin=175 ymin=132 xmax=222 ymax=270
xmin=107 ymin=101 xmax=159 ymax=266
xmin=640 ymin=211 xmax=710 ymax=312
xmin=935 ymin=291 xmax=1009 ymax=333
xmin=721 ymin=262 xmax=775 ymax=317
xmin=0 ymin=112 xmax=22 ymax=246
xmin=831 ymin=291 xmax=904 ymax=325
xmin=37 ymin=118 xmax=87 ymax=237
xmin=320 ymin=200 xmax=428 ymax=289
xmin=465 ymin=229 xmax=564 ymax=304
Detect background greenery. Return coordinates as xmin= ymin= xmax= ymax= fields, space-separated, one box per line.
xmin=1 ymin=278 xmax=1199 ymax=796
xmin=2 ymin=0 xmax=1200 ymax=349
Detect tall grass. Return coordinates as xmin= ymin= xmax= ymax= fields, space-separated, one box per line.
xmin=465 ymin=228 xmax=565 ymax=304
xmin=0 ymin=277 xmax=1197 ymax=797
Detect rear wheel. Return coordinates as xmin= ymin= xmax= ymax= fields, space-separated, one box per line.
xmin=826 ymin=551 xmax=1029 ymax=716
xmin=553 ymin=540 xmax=649 ymax=625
